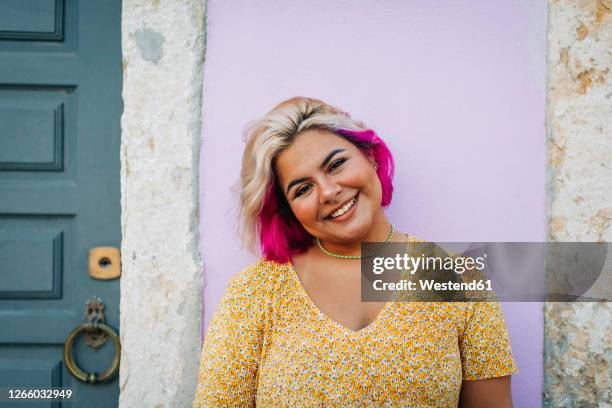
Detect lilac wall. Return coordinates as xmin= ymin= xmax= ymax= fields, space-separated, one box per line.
xmin=199 ymin=1 xmax=546 ymax=406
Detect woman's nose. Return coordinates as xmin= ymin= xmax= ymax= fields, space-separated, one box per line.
xmin=319 ymin=178 xmax=341 ymax=204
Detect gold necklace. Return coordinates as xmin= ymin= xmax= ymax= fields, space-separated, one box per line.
xmin=315 ymin=225 xmax=395 ymax=259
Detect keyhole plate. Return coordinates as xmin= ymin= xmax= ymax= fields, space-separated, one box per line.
xmin=89 ymin=247 xmax=121 ymax=280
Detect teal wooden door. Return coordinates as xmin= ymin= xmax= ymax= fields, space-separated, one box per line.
xmin=0 ymin=1 xmax=122 ymax=406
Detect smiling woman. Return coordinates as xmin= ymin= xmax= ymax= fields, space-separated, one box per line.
xmin=192 ymin=97 xmax=517 ymax=407
xmin=275 ymin=128 xmax=388 ymax=252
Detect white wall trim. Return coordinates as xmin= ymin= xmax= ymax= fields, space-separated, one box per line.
xmin=119 ymin=1 xmax=206 ymax=406
xmin=545 ymin=0 xmax=611 ymax=405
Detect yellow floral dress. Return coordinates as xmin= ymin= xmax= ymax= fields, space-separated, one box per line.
xmin=193 ymin=258 xmax=517 ymax=407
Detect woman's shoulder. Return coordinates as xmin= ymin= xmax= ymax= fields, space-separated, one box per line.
xmin=227 ymin=258 xmax=291 ymax=298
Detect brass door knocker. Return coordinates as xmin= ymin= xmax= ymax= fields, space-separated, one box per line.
xmin=63 ymin=297 xmax=121 ymax=384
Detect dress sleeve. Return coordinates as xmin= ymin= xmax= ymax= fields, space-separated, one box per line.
xmin=192 ymin=263 xmax=270 ymax=407
xmin=459 ymin=301 xmax=518 ymax=381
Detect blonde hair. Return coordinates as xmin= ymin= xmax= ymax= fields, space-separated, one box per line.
xmin=239 ymin=97 xmax=366 ymax=253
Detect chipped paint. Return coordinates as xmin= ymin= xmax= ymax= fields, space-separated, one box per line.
xmin=595 ymin=0 xmax=611 ymax=25
xmin=133 ymin=28 xmax=165 ymax=64
xmin=576 ymin=23 xmax=589 ymax=40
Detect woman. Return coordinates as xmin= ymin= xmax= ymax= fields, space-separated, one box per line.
xmin=193 ymin=97 xmax=517 ymax=407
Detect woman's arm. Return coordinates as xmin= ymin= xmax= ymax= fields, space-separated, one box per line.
xmin=458 ymin=301 xmax=518 ymax=407
xmin=459 ymin=376 xmax=513 ymax=408
xmin=192 ymin=264 xmax=271 ymax=407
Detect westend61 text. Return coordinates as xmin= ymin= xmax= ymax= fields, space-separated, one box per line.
xmin=372 ymin=254 xmax=487 ymax=275
xmin=372 ymin=279 xmax=493 ymax=291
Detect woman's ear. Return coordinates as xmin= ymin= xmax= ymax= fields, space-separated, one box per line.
xmin=368 ymin=151 xmax=378 ymax=170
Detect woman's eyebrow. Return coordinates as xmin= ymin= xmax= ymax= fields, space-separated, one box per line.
xmin=319 ymin=148 xmax=346 ymax=170
xmin=286 ymin=177 xmax=309 ymax=195
xmin=285 ymin=148 xmax=346 ymax=194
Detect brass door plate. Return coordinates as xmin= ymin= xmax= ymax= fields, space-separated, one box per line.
xmin=84 ymin=297 xmax=108 ymax=349
xmin=89 ymin=247 xmax=121 ymax=280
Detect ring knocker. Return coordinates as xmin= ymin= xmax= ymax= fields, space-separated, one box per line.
xmin=63 ymin=298 xmax=121 ymax=384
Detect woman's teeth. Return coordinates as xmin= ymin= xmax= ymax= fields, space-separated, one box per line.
xmin=330 ymin=196 xmax=357 ymax=219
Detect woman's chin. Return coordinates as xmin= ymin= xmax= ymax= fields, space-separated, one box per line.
xmin=325 ymin=220 xmax=373 ymax=244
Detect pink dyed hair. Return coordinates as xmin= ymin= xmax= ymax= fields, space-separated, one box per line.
xmin=258 ymin=128 xmax=395 ymax=263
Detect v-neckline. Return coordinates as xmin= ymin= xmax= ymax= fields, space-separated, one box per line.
xmin=288 ymin=262 xmax=397 ymax=337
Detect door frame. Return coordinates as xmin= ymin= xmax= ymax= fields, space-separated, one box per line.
xmin=119 ymin=1 xmax=205 ymax=407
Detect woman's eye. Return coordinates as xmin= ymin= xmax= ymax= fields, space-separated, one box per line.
xmin=329 ymin=158 xmax=346 ymax=172
xmin=295 ymin=184 xmax=311 ymax=197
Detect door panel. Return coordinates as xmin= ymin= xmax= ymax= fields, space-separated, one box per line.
xmin=0 ymin=1 xmax=122 ymax=406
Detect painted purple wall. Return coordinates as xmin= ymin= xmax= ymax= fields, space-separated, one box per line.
xmin=199 ymin=1 xmax=546 ymax=406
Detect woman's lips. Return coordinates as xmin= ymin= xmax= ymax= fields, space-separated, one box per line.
xmin=326 ymin=192 xmax=359 ymax=222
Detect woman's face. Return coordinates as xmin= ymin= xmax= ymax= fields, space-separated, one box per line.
xmin=275 ymin=129 xmax=383 ymax=244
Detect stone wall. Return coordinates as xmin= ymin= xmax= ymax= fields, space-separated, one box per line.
xmin=545 ymin=0 xmax=611 ymax=405
xmin=119 ymin=1 xmax=206 ymax=407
